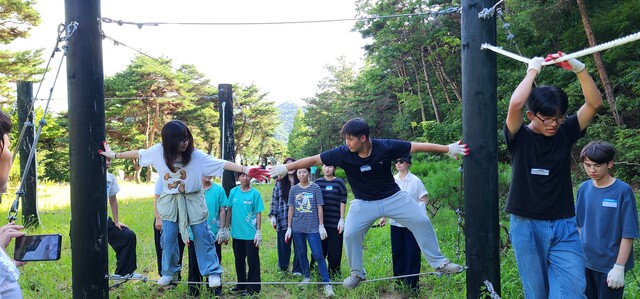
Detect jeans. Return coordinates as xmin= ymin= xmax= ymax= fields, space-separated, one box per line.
xmin=188 ymin=240 xmax=223 ymax=296
xmin=153 ymin=218 xmax=185 ymax=277
xmin=161 ymin=220 xmax=222 ymax=277
xmin=292 ymin=231 xmax=330 ymax=283
xmin=276 ymin=229 xmax=302 ymax=273
xmin=510 ymin=215 xmax=586 ymax=299
xmin=344 ymin=191 xmax=446 ymax=278
xmin=311 ymin=227 xmax=344 ymax=277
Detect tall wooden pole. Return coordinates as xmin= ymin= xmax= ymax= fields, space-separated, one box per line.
xmin=65 ymin=0 xmax=108 ymax=297
xmin=218 ymin=84 xmax=236 ymax=195
xmin=16 ymin=81 xmax=39 ymax=228
xmin=461 ymin=0 xmax=500 ymax=297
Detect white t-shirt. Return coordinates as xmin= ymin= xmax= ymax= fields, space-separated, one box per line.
xmin=139 ymin=144 xmax=226 ymax=194
xmin=390 ymin=171 xmax=428 ymax=227
xmin=106 ymin=173 xmax=120 ymax=198
xmin=0 ymin=248 xmax=22 ymax=298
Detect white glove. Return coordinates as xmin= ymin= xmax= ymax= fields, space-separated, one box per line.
xmin=285 ymin=227 xmax=292 ymax=243
xmin=319 ymin=224 xmax=328 ymax=240
xmin=337 ymin=218 xmax=345 ymax=234
xmin=216 ymin=227 xmax=229 ymax=244
xmin=527 ymin=57 xmax=544 ymax=74
xmin=270 ymin=216 xmax=277 ymax=229
xmin=378 ymin=217 xmax=387 ymax=227
xmin=447 ymin=141 xmax=468 ymax=159
xmin=607 ymin=264 xmax=625 ymax=289
xmin=253 ymin=229 xmax=262 ymax=247
xmin=269 ymin=164 xmax=289 ymax=178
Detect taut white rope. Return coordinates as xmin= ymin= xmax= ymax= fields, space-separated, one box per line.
xmin=481 ymin=31 xmax=640 ymax=65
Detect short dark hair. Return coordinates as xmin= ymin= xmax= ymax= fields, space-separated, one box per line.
xmin=580 ymin=140 xmax=615 ymax=164
xmin=161 ymin=120 xmax=194 ymax=172
xmin=527 ymin=86 xmax=568 ymax=117
xmin=340 ymin=118 xmax=370 ymax=139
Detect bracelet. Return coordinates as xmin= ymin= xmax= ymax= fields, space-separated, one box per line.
xmin=115 ymin=152 xmax=118 ymax=159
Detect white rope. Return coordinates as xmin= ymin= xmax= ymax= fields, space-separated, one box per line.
xmin=481 ymin=31 xmax=640 ymax=65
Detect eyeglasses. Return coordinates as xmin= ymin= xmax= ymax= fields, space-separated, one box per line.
xmin=583 ymin=162 xmax=606 ymax=170
xmin=394 ymin=159 xmax=406 ymax=164
xmin=534 ymin=114 xmax=566 ymax=126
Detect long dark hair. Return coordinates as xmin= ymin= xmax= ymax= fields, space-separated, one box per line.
xmin=161 ymin=120 xmax=194 ymax=172
xmin=0 ymin=111 xmax=12 ymax=155
xmin=280 ymin=157 xmax=299 ymax=201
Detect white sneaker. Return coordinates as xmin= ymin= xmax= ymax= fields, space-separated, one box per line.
xmin=435 ymin=260 xmax=463 ymax=274
xmin=298 ymin=277 xmax=311 ymax=286
xmin=292 ymin=272 xmax=302 ymax=276
xmin=323 ymin=284 xmax=335 ymax=297
xmin=208 ymin=274 xmax=221 ymax=288
xmin=157 ymin=275 xmax=175 ymax=286
xmin=342 ymin=274 xmax=365 ymax=289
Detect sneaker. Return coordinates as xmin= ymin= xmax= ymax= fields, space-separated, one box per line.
xmin=292 ymin=272 xmax=302 ymax=276
xmin=435 ymin=260 xmax=463 ymax=274
xmin=342 ymin=274 xmax=365 ymax=289
xmin=230 ymin=286 xmax=246 ymax=295
xmin=128 ymin=273 xmax=143 ymax=279
xmin=298 ymin=277 xmax=311 ymax=286
xmin=208 ymin=274 xmax=221 ymax=288
xmin=323 ymin=284 xmax=335 ymax=297
xmin=157 ymin=274 xmax=176 ymax=286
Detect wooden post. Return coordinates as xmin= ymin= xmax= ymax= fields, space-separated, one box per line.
xmin=65 ymin=0 xmax=109 ymax=296
xmin=461 ymin=0 xmax=501 ymax=297
xmin=218 ymin=84 xmax=236 ymax=195
xmin=16 ymin=81 xmax=39 ymax=228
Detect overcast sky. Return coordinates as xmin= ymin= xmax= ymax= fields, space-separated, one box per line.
xmin=7 ymin=0 xmax=367 ymax=111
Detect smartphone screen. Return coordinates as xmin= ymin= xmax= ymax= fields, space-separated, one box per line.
xmin=14 ymin=234 xmax=62 ymax=261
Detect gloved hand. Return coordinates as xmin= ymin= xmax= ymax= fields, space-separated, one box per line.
xmin=447 ymin=140 xmax=469 ymax=159
xmin=527 ymin=57 xmax=544 ymax=74
xmin=245 ymin=167 xmax=269 ymax=182
xmin=253 ymin=229 xmax=262 ymax=247
xmin=337 ymin=218 xmax=345 ymax=234
xmin=216 ymin=227 xmax=229 ymax=244
xmin=285 ymin=227 xmax=292 ymax=243
xmin=98 ymin=141 xmax=116 ymax=159
xmin=545 ymin=51 xmax=585 ymax=73
xmin=270 ymin=216 xmax=277 ymax=229
xmin=319 ymin=224 xmax=328 ymax=240
xmin=269 ymin=164 xmax=289 ymax=178
xmin=607 ymin=264 xmax=625 ymax=289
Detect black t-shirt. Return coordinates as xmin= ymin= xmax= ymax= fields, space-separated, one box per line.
xmin=504 ymin=115 xmax=584 ymax=220
xmin=320 ymin=139 xmax=411 ymax=200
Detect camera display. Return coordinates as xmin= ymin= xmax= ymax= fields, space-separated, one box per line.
xmin=14 ymin=234 xmax=62 ymax=261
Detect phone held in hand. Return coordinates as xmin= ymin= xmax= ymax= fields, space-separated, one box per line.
xmin=14 ymin=234 xmax=62 ymax=261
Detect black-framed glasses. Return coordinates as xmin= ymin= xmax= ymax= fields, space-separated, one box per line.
xmin=534 ymin=114 xmax=566 ymax=126
xmin=394 ymin=159 xmax=406 ymax=164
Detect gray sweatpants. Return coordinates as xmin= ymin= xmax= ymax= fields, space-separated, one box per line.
xmin=344 ymin=190 xmax=447 ymax=278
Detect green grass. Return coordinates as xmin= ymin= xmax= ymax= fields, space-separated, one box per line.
xmin=2 ymin=182 xmax=640 ymax=298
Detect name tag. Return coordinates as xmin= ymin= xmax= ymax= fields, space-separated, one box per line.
xmin=602 ymin=199 xmax=617 ymax=208
xmin=530 ymin=168 xmax=549 ymax=176
xmin=326 ymin=185 xmax=333 ymax=190
xmin=360 ymin=165 xmax=372 ymax=172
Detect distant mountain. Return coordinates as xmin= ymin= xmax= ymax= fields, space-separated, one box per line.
xmin=275 ymin=101 xmax=303 ymax=143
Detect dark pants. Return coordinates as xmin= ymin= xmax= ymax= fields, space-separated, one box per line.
xmin=232 ymin=239 xmax=261 ymax=294
xmin=277 ymin=229 xmax=302 ymax=273
xmin=391 ymin=225 xmax=421 ymax=291
xmin=585 ymin=268 xmax=624 ymax=299
xmin=107 ymin=217 xmax=137 ymax=275
xmin=188 ymin=240 xmax=223 ymax=296
xmin=310 ymin=227 xmax=343 ymax=277
xmin=153 ymin=218 xmax=185 ymax=278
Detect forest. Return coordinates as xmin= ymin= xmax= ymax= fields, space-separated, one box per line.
xmin=1 ymin=0 xmax=639 ymax=186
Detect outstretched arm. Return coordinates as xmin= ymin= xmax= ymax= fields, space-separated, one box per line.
xmin=269 ymin=155 xmax=322 ymax=178
xmin=410 ymin=141 xmax=469 ymax=158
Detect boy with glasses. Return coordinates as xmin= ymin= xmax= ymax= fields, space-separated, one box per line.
xmin=504 ymin=52 xmax=602 ymax=298
xmin=575 ymin=141 xmax=638 ymax=299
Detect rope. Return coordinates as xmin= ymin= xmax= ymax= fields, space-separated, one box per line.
xmin=481 ymin=31 xmax=640 ymax=65
xmin=7 ymin=21 xmax=78 ymax=222
xmin=107 ymin=269 xmax=466 ymax=286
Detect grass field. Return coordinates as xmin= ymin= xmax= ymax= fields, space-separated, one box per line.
xmin=2 ymin=181 xmax=640 ymax=298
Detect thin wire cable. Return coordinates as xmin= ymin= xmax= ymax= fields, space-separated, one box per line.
xmin=8 ymin=21 xmax=78 ymax=222
xmin=481 ymin=31 xmax=640 ymax=65
xmin=100 ymin=8 xmax=460 ymax=28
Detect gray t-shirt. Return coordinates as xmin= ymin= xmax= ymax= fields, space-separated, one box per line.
xmin=288 ymin=183 xmax=324 ymax=233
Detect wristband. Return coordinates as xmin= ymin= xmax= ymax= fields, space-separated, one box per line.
xmin=115 ymin=152 xmax=118 ymax=159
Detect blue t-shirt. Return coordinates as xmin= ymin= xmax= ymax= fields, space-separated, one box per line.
xmin=320 ymin=139 xmax=411 ymax=200
xmin=576 ymin=179 xmax=639 ymax=273
xmin=229 ymin=186 xmax=264 ymax=240
xmin=288 ymin=183 xmax=324 ymax=233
